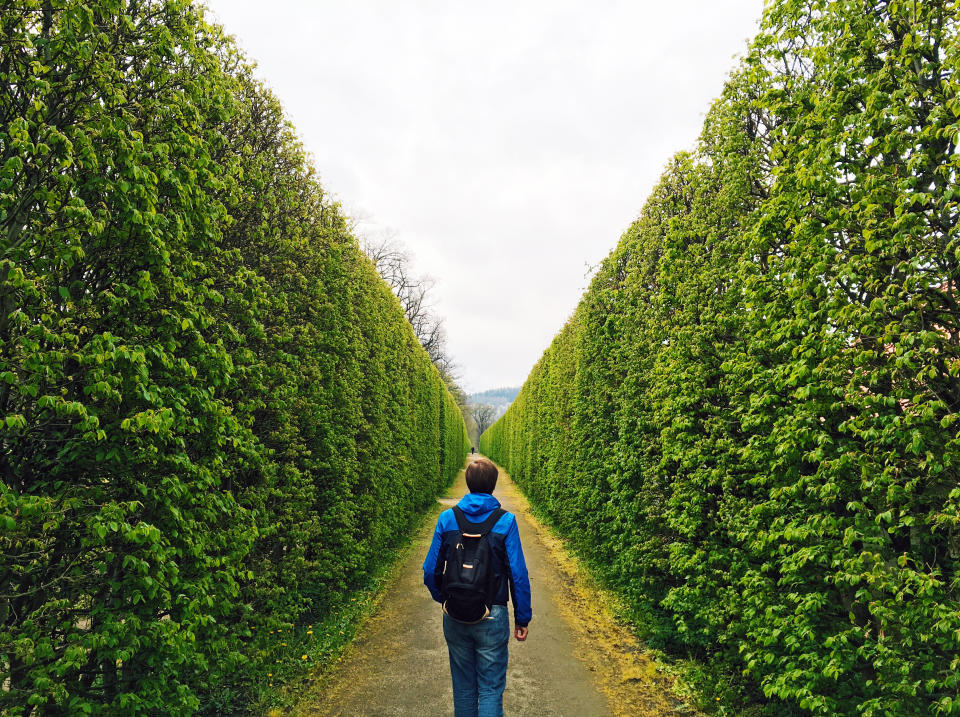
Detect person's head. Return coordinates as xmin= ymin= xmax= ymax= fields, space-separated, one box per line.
xmin=465 ymin=458 xmax=498 ymax=494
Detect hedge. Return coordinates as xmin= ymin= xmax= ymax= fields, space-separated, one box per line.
xmin=482 ymin=2 xmax=960 ymax=714
xmin=0 ymin=2 xmax=468 ymax=713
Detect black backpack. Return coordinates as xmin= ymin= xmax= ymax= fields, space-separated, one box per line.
xmin=442 ymin=506 xmax=506 ymax=624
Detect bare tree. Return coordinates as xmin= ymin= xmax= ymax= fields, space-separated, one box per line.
xmin=360 ymin=229 xmax=462 ymax=398
xmin=362 ymin=230 xmax=436 ymax=335
xmin=471 ymin=403 xmax=497 ymax=438
xmin=361 ymin=230 xmax=417 ymax=304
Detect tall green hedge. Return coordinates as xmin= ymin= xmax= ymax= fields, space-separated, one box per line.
xmin=483 ymin=2 xmax=960 ymax=714
xmin=0 ymin=2 xmax=468 ymax=713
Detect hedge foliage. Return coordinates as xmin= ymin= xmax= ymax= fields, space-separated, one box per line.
xmin=0 ymin=2 xmax=468 ymax=713
xmin=482 ymin=1 xmax=960 ymax=714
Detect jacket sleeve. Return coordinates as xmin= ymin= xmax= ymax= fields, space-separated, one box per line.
xmin=505 ymin=516 xmax=532 ymax=626
xmin=422 ymin=518 xmax=444 ymax=603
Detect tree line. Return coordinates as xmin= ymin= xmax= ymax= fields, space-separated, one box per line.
xmin=0 ymin=2 xmax=468 ymax=713
xmin=482 ymin=1 xmax=959 ymax=714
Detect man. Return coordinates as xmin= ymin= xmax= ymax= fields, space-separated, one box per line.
xmin=423 ymin=458 xmax=532 ymax=717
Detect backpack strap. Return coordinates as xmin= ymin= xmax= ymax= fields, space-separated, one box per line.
xmin=478 ymin=508 xmax=506 ymax=534
xmin=452 ymin=506 xmax=506 ymax=536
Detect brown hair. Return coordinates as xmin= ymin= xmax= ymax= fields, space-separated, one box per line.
xmin=465 ymin=458 xmax=498 ymax=494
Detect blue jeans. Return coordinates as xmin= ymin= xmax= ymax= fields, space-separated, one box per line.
xmin=442 ymin=603 xmax=510 ymax=717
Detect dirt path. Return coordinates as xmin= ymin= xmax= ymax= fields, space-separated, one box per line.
xmin=292 ymin=457 xmax=695 ymax=716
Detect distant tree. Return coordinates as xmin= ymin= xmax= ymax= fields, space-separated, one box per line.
xmin=361 ymin=231 xmax=417 ymax=312
xmin=361 ymin=231 xmax=456 ymax=377
xmin=471 ymin=403 xmax=497 ymax=438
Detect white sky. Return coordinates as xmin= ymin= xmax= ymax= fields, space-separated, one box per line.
xmin=202 ymin=0 xmax=765 ymax=393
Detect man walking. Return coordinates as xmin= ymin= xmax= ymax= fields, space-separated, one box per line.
xmin=423 ymin=458 xmax=532 ymax=717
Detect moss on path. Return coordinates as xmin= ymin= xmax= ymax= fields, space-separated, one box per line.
xmin=289 ymin=457 xmax=697 ymax=716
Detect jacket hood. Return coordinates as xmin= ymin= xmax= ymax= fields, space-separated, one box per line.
xmin=457 ymin=492 xmax=502 ymax=518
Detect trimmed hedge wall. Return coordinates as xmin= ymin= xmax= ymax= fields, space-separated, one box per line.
xmin=0 ymin=2 xmax=468 ymax=713
xmin=483 ymin=2 xmax=960 ymax=714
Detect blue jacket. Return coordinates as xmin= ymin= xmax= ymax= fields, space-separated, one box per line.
xmin=422 ymin=493 xmax=532 ymax=626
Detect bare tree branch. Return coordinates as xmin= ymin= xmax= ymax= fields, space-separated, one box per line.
xmin=359 ymin=230 xmax=465 ymax=404
xmin=471 ymin=403 xmax=497 ymax=438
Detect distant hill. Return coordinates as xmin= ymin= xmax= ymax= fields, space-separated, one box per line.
xmin=468 ymin=386 xmax=521 ymax=420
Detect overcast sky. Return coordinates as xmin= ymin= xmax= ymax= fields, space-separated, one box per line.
xmin=202 ymin=0 xmax=765 ymax=394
